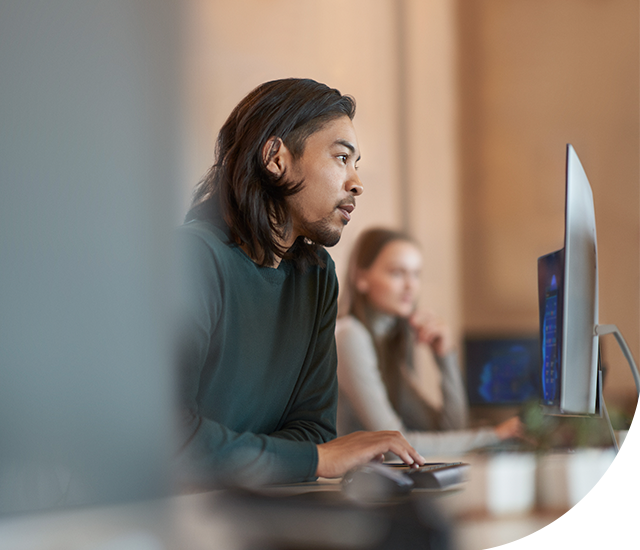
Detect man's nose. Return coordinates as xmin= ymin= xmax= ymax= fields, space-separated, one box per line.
xmin=347 ymin=172 xmax=363 ymax=196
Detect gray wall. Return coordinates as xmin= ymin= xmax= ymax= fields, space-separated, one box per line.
xmin=0 ymin=0 xmax=182 ymax=512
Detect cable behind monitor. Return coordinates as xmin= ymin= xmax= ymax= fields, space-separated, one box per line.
xmin=595 ymin=324 xmax=639 ymax=453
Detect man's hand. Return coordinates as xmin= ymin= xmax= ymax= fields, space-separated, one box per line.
xmin=315 ymin=431 xmax=426 ymax=479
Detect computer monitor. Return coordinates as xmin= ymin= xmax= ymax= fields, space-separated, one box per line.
xmin=537 ymin=144 xmax=600 ymax=416
xmin=465 ymin=336 xmax=540 ymax=407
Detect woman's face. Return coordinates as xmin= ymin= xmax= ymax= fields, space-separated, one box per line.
xmin=355 ymin=239 xmax=422 ymax=318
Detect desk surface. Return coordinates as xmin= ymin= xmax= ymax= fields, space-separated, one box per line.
xmin=0 ymin=488 xmax=565 ymax=550
xmin=1 ymin=451 xmax=589 ymax=550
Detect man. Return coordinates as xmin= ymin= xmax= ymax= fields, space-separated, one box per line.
xmin=176 ymin=78 xmax=425 ymax=487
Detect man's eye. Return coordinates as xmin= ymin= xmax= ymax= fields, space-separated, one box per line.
xmin=337 ymin=154 xmax=348 ymax=164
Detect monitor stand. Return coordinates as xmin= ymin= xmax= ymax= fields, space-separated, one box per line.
xmin=595 ymin=324 xmax=640 ymax=452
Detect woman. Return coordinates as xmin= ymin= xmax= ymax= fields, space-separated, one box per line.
xmin=336 ymin=227 xmax=522 ymax=457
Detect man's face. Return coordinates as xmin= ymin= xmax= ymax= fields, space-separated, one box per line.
xmin=285 ymin=116 xmax=363 ymax=247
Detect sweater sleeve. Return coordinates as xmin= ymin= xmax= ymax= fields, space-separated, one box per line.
xmin=268 ymin=267 xmax=339 ymax=448
xmin=174 ymin=227 xmax=321 ymax=486
xmin=335 ymin=317 xmax=499 ymax=458
xmin=335 ymin=318 xmax=405 ymax=433
xmin=434 ymin=351 xmax=469 ymax=430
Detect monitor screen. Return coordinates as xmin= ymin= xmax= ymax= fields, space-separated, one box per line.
xmin=537 ymin=144 xmax=599 ymax=416
xmin=538 ymin=249 xmax=564 ymax=407
xmin=465 ymin=336 xmax=540 ymax=406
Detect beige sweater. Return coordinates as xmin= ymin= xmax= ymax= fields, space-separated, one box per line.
xmin=335 ymin=315 xmax=499 ymax=457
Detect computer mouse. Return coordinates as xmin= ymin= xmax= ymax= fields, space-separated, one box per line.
xmin=341 ymin=462 xmax=414 ymax=503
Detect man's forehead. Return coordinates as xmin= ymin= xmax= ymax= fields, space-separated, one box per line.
xmin=334 ymin=138 xmax=356 ymax=152
xmin=302 ymin=116 xmax=360 ymax=157
xmin=324 ymin=118 xmax=360 ymax=148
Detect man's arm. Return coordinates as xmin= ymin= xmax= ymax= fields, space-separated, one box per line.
xmin=176 ymin=228 xmax=424 ymax=483
xmin=267 ymin=266 xmax=340 ymax=446
xmin=177 ymin=408 xmax=319 ymax=485
xmin=176 ymin=226 xmax=327 ymax=485
xmin=270 ymin=263 xmax=426 ymax=478
xmin=316 ymin=430 xmax=426 ymax=478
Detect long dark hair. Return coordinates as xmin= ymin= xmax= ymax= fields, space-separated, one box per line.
xmin=186 ymin=78 xmax=356 ymax=270
xmin=342 ymin=227 xmax=418 ymax=409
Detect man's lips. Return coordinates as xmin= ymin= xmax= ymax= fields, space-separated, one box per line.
xmin=337 ymin=203 xmax=355 ymax=222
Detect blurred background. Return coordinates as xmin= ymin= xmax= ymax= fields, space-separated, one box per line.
xmin=180 ymin=0 xmax=639 ymax=419
xmin=0 ymin=0 xmax=637 ymax=540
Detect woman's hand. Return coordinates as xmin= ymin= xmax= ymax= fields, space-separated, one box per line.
xmin=494 ymin=416 xmax=525 ymax=441
xmin=408 ymin=311 xmax=454 ymax=357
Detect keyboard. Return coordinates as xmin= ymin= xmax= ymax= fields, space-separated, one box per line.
xmin=342 ymin=461 xmax=470 ymax=501
xmin=386 ymin=462 xmax=470 ymax=489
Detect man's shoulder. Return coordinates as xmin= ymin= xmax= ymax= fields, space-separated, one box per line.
xmin=177 ymin=219 xmax=227 ymax=245
xmin=175 ymin=219 xmax=244 ymax=287
xmin=176 ymin=219 xmax=238 ymax=259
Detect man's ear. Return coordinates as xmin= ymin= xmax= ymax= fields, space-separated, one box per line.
xmin=262 ymin=137 xmax=290 ymax=178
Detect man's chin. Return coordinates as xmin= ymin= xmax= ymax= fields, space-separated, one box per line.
xmin=320 ymin=224 xmax=345 ymax=247
xmin=302 ymin=220 xmax=344 ymax=248
xmin=311 ymin=229 xmax=342 ymax=248
xmin=322 ymin=234 xmax=342 ymax=247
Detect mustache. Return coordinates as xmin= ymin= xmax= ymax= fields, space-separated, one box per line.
xmin=336 ymin=197 xmax=356 ymax=209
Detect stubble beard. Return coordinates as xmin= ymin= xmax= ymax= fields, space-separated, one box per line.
xmin=299 ymin=213 xmax=345 ymax=248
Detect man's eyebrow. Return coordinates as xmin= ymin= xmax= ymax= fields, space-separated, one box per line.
xmin=334 ymin=139 xmax=361 ymax=162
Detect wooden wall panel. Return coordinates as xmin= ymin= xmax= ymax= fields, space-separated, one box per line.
xmin=458 ymin=0 xmax=639 ymax=407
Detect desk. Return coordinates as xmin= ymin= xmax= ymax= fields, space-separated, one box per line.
xmin=0 ymin=490 xmax=450 ymax=550
xmin=2 ymin=448 xmax=614 ymax=550
xmin=0 ymin=489 xmax=564 ymax=550
xmin=454 ymin=511 xmax=564 ymax=550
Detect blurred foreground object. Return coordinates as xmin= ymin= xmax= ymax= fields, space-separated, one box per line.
xmin=0 ymin=0 xmax=182 ymax=513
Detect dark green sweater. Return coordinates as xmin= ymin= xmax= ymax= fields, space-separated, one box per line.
xmin=176 ymin=219 xmax=338 ymax=486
